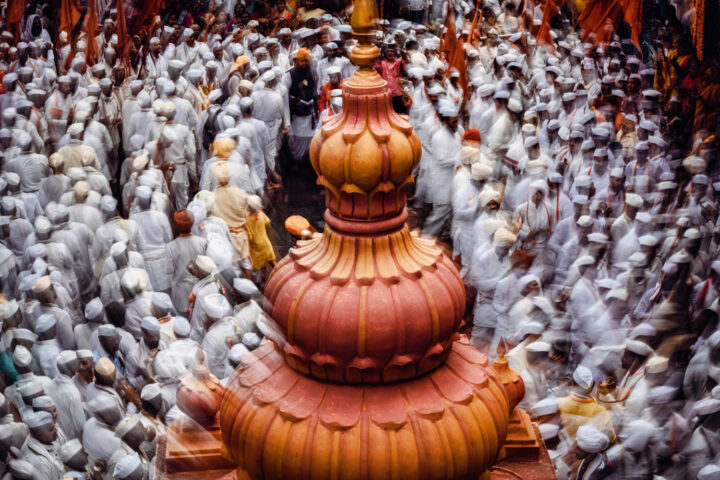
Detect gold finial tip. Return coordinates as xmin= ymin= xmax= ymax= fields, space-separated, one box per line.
xmin=350 ymin=0 xmax=378 ymax=36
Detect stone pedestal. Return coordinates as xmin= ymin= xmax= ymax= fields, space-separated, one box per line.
xmin=489 ymin=410 xmax=557 ymax=479
xmin=154 ymin=415 xmax=234 ymax=480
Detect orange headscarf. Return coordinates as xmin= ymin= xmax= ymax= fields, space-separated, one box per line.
xmin=296 ymin=47 xmax=312 ymax=61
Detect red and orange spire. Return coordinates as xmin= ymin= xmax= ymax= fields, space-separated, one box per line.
xmin=219 ymin=0 xmax=525 ymax=476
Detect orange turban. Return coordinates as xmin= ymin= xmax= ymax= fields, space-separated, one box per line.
xmin=285 ymin=215 xmax=311 ymax=237
xmin=174 ymin=209 xmax=195 ymax=234
xmin=462 ymin=129 xmax=481 ymax=144
xmin=296 ymin=48 xmax=312 ymax=61
xmin=230 ymin=55 xmax=250 ymax=74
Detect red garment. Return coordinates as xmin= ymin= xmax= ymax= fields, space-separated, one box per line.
xmin=376 ymin=58 xmax=405 ymax=97
xmin=318 ymin=80 xmax=345 ymax=112
xmin=680 ymin=74 xmax=702 ymax=113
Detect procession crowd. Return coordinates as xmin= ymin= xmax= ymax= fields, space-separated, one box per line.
xmin=0 ymin=0 xmax=719 ymax=478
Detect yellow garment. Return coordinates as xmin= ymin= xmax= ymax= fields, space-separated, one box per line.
xmin=246 ymin=211 xmax=276 ymax=270
xmin=557 ymin=394 xmax=616 ymax=444
xmin=212 ymin=185 xmax=250 ymax=261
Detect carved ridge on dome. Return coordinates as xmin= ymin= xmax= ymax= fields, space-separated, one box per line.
xmin=261 ymin=226 xmax=466 ymax=383
xmin=283 ymin=226 xmax=448 ymax=283
xmin=220 ymin=340 xmax=512 ymax=479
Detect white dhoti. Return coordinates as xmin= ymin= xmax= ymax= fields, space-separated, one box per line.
xmin=289 ymin=115 xmax=313 ymax=161
xmin=143 ymin=248 xmax=171 ymax=292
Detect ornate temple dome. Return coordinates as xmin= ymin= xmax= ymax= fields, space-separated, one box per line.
xmin=218 ymin=0 xmax=526 ymax=477
xmin=220 ymin=338 xmax=517 ymax=479
xmin=264 ymin=225 xmax=466 ymax=383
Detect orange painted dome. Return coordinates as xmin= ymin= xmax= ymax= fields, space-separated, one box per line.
xmin=220 ymin=338 xmax=516 ymax=480
xmin=264 ymin=225 xmax=466 ymax=383
xmin=309 ymin=75 xmax=422 ymax=222
xmin=218 ymin=0 xmax=524 ymax=477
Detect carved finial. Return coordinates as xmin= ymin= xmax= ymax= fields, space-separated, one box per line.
xmin=496 ymin=338 xmax=508 ymax=358
xmin=349 ymin=0 xmax=380 ymax=68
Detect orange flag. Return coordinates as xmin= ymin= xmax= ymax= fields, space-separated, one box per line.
xmin=468 ymin=0 xmax=482 ymax=46
xmin=622 ymin=0 xmax=643 ymax=52
xmin=447 ymin=36 xmax=469 ymax=101
xmin=577 ymin=0 xmax=623 ymax=47
xmin=537 ymin=0 xmax=565 ymax=50
xmin=58 ymin=0 xmax=83 ymax=40
xmin=116 ymin=0 xmax=130 ymax=60
xmin=6 ymin=0 xmax=24 ymax=24
xmin=440 ymin=3 xmax=458 ymax=59
xmin=84 ymin=0 xmax=99 ymax=65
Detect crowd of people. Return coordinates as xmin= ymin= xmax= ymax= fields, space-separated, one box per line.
xmin=0 ymin=0 xmax=719 ymax=478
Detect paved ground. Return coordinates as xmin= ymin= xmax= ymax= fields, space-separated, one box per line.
xmin=265 ymin=155 xmax=326 ymax=257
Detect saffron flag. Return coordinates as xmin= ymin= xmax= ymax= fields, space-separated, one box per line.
xmin=447 ymin=36 xmax=469 ymax=101
xmin=84 ymin=0 xmax=99 ymax=65
xmin=127 ymin=0 xmax=164 ymax=40
xmin=537 ymin=0 xmax=565 ymax=50
xmin=577 ymin=0 xmax=623 ymax=47
xmin=468 ymin=0 xmax=482 ymax=46
xmin=6 ymin=0 xmax=25 ymax=24
xmin=116 ymin=0 xmax=130 ymax=60
xmin=58 ymin=0 xmax=83 ymax=39
xmin=440 ymin=3 xmax=457 ymax=58
xmin=623 ymin=0 xmax=643 ymax=52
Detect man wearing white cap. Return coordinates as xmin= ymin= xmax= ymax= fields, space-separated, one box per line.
xmin=574 ymin=424 xmax=610 ymax=479
xmin=606 ymin=340 xmax=654 ymax=422
xmin=47 ymin=350 xmax=85 ymax=440
xmin=44 ymin=75 xmax=74 ymax=148
xmin=423 ymin=101 xmax=462 ymax=237
xmin=685 ymin=396 xmax=720 ymax=478
xmin=514 ymin=179 xmax=555 ymax=262
xmin=31 ymin=275 xmax=76 ymax=350
xmin=487 ymin=91 xmax=519 ymax=164
xmin=4 ymin=345 xmax=52 ymax=409
xmin=129 ymin=185 xmax=173 ymax=293
xmin=199 ymin=293 xmax=236 ymax=376
xmin=315 ymin=42 xmax=350 ymax=92
xmin=174 ymin=28 xmax=208 ymax=69
xmin=556 ymin=365 xmax=616 ymax=444
xmin=21 ymin=410 xmax=64 ymax=480
xmin=107 ymin=415 xmax=151 ymax=478
xmin=31 ymin=313 xmax=61 ymax=379
xmin=83 ymin=397 xmax=123 ymax=464
xmin=251 ymin=70 xmax=285 ymax=166
xmin=518 ymin=339 xmax=551 ymax=410
xmin=113 ymin=452 xmax=145 ymax=480
xmin=469 ymin=228 xmax=515 ymax=347
xmin=610 ymin=192 xmax=643 ymax=245
xmin=145 ymin=37 xmax=168 ymax=79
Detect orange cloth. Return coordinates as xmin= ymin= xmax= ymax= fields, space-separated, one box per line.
xmin=58 ymin=0 xmax=83 ymax=42
xmin=284 ymin=215 xmax=311 ymax=237
xmin=174 ymin=209 xmax=195 ymax=233
xmin=296 ymin=48 xmax=312 ymax=61
xmin=6 ymin=0 xmax=25 ymax=25
xmin=116 ymin=0 xmax=129 ymax=59
xmin=537 ymin=0 xmax=565 ymax=50
xmin=84 ymin=0 xmax=99 ymax=64
xmin=623 ymin=0 xmax=643 ymax=51
xmin=318 ymin=80 xmax=344 ymax=112
xmin=578 ymin=0 xmax=624 ymax=47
